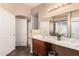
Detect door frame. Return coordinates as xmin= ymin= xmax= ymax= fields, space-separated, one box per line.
xmin=16 ymin=15 xmax=29 ymax=47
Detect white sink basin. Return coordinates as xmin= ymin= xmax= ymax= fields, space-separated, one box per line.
xmin=43 ymin=35 xmax=57 ymax=40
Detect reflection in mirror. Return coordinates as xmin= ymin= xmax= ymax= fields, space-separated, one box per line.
xmin=49 ymin=20 xmax=55 ymax=36
xmin=71 ymin=10 xmax=79 ymax=39
xmin=55 ymin=20 xmax=67 ymax=37
xmin=50 ymin=14 xmax=68 ymax=37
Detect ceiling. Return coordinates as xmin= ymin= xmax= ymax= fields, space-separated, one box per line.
xmin=15 ymin=3 xmax=42 ymax=8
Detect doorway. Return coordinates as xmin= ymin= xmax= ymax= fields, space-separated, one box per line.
xmin=16 ymin=15 xmax=28 ymax=47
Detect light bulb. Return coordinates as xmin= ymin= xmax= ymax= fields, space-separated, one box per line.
xmin=54 ymin=5 xmax=58 ymax=9
xmin=63 ymin=3 xmax=68 ymax=5
xmin=48 ymin=8 xmax=50 ymax=12
xmin=58 ymin=4 xmax=63 ymax=7
xmin=51 ymin=8 xmax=54 ymax=11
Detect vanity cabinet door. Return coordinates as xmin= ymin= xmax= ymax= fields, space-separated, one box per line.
xmin=52 ymin=44 xmax=79 ymax=56
xmin=37 ymin=40 xmax=48 ymax=56
xmin=32 ymin=39 xmax=38 ymax=55
xmin=37 ymin=44 xmax=47 ymax=56
xmin=55 ymin=45 xmax=79 ymax=56
xmin=32 ymin=38 xmax=51 ymax=56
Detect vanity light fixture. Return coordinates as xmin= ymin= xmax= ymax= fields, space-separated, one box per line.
xmin=51 ymin=8 xmax=54 ymax=11
xmin=48 ymin=8 xmax=50 ymax=12
xmin=48 ymin=3 xmax=71 ymax=13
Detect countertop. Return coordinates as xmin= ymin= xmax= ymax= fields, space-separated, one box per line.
xmin=32 ymin=35 xmax=79 ymax=51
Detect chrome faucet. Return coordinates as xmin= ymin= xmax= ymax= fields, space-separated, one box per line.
xmin=56 ymin=33 xmax=62 ymax=40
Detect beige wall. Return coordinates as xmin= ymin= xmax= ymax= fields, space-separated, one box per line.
xmin=1 ymin=3 xmax=79 ymax=20
xmin=0 ymin=3 xmax=31 ymax=18
xmin=0 ymin=3 xmax=16 ymax=15
xmin=31 ymin=3 xmax=56 ymax=20
xmin=14 ymin=4 xmax=31 ymax=18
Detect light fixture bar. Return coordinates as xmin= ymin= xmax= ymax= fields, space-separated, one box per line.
xmin=48 ymin=3 xmax=72 ymax=13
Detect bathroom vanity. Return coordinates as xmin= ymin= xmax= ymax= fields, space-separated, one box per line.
xmin=32 ymin=10 xmax=79 ymax=56
xmin=32 ymin=35 xmax=79 ymax=56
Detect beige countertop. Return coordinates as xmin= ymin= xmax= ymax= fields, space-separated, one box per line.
xmin=32 ymin=35 xmax=79 ymax=51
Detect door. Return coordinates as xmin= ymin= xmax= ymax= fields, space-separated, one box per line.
xmin=16 ymin=19 xmax=27 ymax=46
xmin=0 ymin=8 xmax=15 ymax=55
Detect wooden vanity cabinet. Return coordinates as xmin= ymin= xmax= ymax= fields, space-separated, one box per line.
xmin=51 ymin=44 xmax=79 ymax=56
xmin=32 ymin=38 xmax=51 ymax=56
xmin=32 ymin=38 xmax=79 ymax=56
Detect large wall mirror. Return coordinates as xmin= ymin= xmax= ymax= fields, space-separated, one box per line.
xmin=43 ymin=10 xmax=79 ymax=39
xmin=49 ymin=10 xmax=79 ymax=39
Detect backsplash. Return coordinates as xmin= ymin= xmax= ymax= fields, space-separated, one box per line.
xmin=32 ymin=30 xmax=41 ymax=36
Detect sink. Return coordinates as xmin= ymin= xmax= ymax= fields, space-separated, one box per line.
xmin=43 ymin=35 xmax=57 ymax=40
